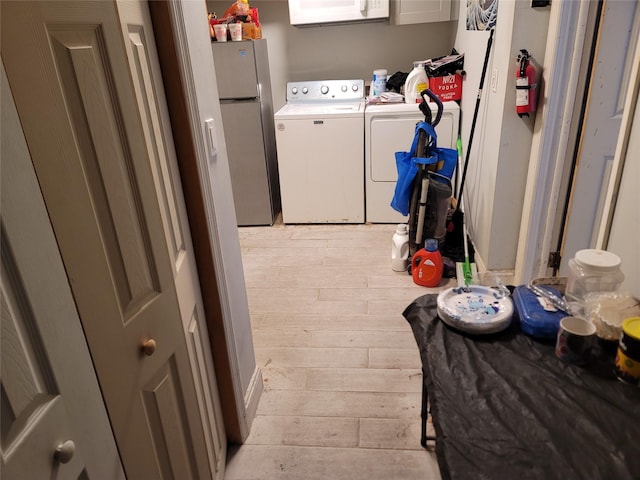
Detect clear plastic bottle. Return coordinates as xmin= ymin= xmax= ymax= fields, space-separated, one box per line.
xmin=404 ymin=61 xmax=429 ymax=104
xmin=565 ymin=249 xmax=624 ymax=304
xmin=391 ymin=224 xmax=410 ymax=272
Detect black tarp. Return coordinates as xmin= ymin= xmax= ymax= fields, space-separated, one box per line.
xmin=404 ymin=294 xmax=640 ymax=480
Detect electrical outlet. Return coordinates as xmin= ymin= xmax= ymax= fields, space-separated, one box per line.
xmin=491 ymin=68 xmax=498 ymax=93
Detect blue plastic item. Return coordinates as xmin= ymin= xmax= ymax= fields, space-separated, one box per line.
xmin=513 ymin=284 xmax=566 ymax=339
xmin=390 ymin=121 xmax=457 ymax=216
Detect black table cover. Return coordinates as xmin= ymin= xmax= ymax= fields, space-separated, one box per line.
xmin=404 ymin=294 xmax=640 ymax=480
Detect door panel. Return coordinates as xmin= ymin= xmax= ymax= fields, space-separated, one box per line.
xmin=49 ymin=25 xmax=163 ymax=317
xmin=560 ymin=1 xmax=639 ymax=273
xmin=1 ymin=65 xmax=124 ymax=479
xmin=220 ymin=101 xmax=273 ymax=225
xmin=2 ymin=265 xmax=83 ymax=480
xmin=116 ymin=1 xmax=227 ymax=476
xmin=2 ymin=2 xmax=219 ymax=478
xmin=211 ymin=42 xmax=258 ymax=99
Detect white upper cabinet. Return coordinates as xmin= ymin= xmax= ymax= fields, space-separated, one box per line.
xmin=288 ymin=0 xmax=389 ymax=26
xmin=392 ymin=0 xmax=454 ymax=24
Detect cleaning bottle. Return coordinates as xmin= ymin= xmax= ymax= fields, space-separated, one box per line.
xmin=412 ymin=239 xmax=444 ymax=287
xmin=372 ymin=69 xmax=388 ymax=97
xmin=391 ymin=224 xmax=410 ymax=272
xmin=404 ymin=61 xmax=429 ymax=104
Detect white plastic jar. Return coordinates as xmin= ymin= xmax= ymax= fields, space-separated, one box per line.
xmin=565 ymin=249 xmax=624 ymax=304
xmin=372 ymin=69 xmax=387 ymax=97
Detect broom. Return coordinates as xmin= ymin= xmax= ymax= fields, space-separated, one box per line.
xmin=455 ymin=136 xmax=476 ymax=288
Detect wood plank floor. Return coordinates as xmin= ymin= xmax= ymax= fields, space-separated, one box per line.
xmin=225 ymin=222 xmax=455 ymax=480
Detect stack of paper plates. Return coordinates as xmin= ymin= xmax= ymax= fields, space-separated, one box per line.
xmin=436 ymin=285 xmax=514 ymax=334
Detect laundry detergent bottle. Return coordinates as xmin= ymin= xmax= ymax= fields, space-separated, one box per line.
xmin=391 ymin=224 xmax=410 ymax=272
xmin=412 ymin=239 xmax=444 ymax=287
xmin=404 ymin=61 xmax=429 ymax=104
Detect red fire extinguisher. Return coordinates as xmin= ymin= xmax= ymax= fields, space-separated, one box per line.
xmin=516 ymin=49 xmax=537 ymax=118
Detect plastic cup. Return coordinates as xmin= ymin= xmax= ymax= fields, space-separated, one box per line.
xmin=229 ymin=23 xmax=243 ymax=42
xmin=213 ymin=24 xmax=228 ymax=42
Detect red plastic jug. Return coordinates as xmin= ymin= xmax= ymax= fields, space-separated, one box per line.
xmin=412 ymin=239 xmax=444 ymax=288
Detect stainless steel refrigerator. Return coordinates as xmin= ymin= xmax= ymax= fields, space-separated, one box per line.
xmin=212 ymin=39 xmax=281 ymax=226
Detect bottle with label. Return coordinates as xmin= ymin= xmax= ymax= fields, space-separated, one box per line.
xmin=391 ymin=224 xmax=410 ymax=272
xmin=372 ymin=69 xmax=387 ymax=97
xmin=404 ymin=61 xmax=429 ymax=104
xmin=411 ymin=239 xmax=444 ymax=287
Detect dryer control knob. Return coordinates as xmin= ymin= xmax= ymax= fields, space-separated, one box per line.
xmin=352 ymin=84 xmax=359 ymax=92
xmin=291 ymin=87 xmax=298 ymax=95
xmin=321 ymin=85 xmax=329 ymax=94
xmin=341 ymin=85 xmax=348 ymax=92
xmin=302 ymin=87 xmax=308 ymax=94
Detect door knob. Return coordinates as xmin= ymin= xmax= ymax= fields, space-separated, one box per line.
xmin=54 ymin=440 xmax=75 ymax=464
xmin=141 ymin=338 xmax=157 ymax=356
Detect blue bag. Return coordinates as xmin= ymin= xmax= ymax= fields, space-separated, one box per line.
xmin=390 ymin=122 xmax=457 ymax=216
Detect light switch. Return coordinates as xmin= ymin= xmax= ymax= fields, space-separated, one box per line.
xmin=205 ymin=118 xmax=217 ymax=162
xmin=491 ymin=68 xmax=498 ymax=93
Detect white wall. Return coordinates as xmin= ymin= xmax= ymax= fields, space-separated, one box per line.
xmin=453 ymin=0 xmax=550 ymax=270
xmin=208 ymin=0 xmax=457 ymax=109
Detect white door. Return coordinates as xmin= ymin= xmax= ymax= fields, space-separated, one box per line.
xmin=2 ymin=1 xmax=224 ymax=478
xmin=1 ymin=66 xmax=124 ymax=479
xmin=600 ymin=44 xmax=640 ymax=298
xmin=557 ymin=0 xmax=639 ymax=274
xmin=115 ymin=2 xmax=227 ymax=476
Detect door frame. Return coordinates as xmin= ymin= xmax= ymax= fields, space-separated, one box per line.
xmin=515 ymin=0 xmax=640 ymax=283
xmin=148 ymin=0 xmax=261 ymax=443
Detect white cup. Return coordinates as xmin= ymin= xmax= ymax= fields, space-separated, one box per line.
xmin=213 ymin=24 xmax=228 ymax=42
xmin=229 ymin=23 xmax=243 ymax=42
xmin=555 ymin=316 xmax=596 ymax=364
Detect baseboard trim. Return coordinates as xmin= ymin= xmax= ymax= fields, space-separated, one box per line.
xmin=241 ymin=366 xmax=263 ymax=442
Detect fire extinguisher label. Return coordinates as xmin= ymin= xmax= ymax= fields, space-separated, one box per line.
xmin=516 ymin=77 xmax=529 ymax=106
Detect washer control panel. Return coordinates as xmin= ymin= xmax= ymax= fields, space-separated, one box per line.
xmin=286 ymin=79 xmax=364 ymax=103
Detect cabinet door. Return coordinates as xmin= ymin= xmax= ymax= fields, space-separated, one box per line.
xmin=393 ymin=0 xmax=452 ymax=24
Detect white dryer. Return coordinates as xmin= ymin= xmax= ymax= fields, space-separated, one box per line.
xmin=275 ymin=80 xmax=365 ymax=224
xmin=365 ymin=102 xmax=460 ymax=223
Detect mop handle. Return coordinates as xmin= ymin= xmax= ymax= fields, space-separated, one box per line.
xmin=457 ymin=28 xmax=494 ymax=208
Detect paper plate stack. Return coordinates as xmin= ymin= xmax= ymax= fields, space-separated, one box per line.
xmin=437 ymin=285 xmax=514 ymax=334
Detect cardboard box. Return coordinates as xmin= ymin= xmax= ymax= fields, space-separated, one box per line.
xmin=428 ymin=73 xmax=463 ymax=102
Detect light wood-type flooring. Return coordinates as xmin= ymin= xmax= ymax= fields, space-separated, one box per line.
xmin=225 ymin=222 xmax=456 ymax=480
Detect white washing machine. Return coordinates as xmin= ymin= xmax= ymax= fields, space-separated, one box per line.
xmin=275 ymin=80 xmax=365 ymax=224
xmin=365 ymin=101 xmax=460 ymax=223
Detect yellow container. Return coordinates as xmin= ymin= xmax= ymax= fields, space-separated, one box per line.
xmin=615 ymin=317 xmax=640 ymax=386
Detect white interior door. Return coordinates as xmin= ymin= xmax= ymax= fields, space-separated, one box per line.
xmin=1 ymin=66 xmax=124 ymax=480
xmin=115 ymin=2 xmax=227 ymax=477
xmin=558 ymin=0 xmax=639 ymax=274
xmin=2 ymin=1 xmax=223 ymax=478
xmin=598 ymin=42 xmax=640 ymax=299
